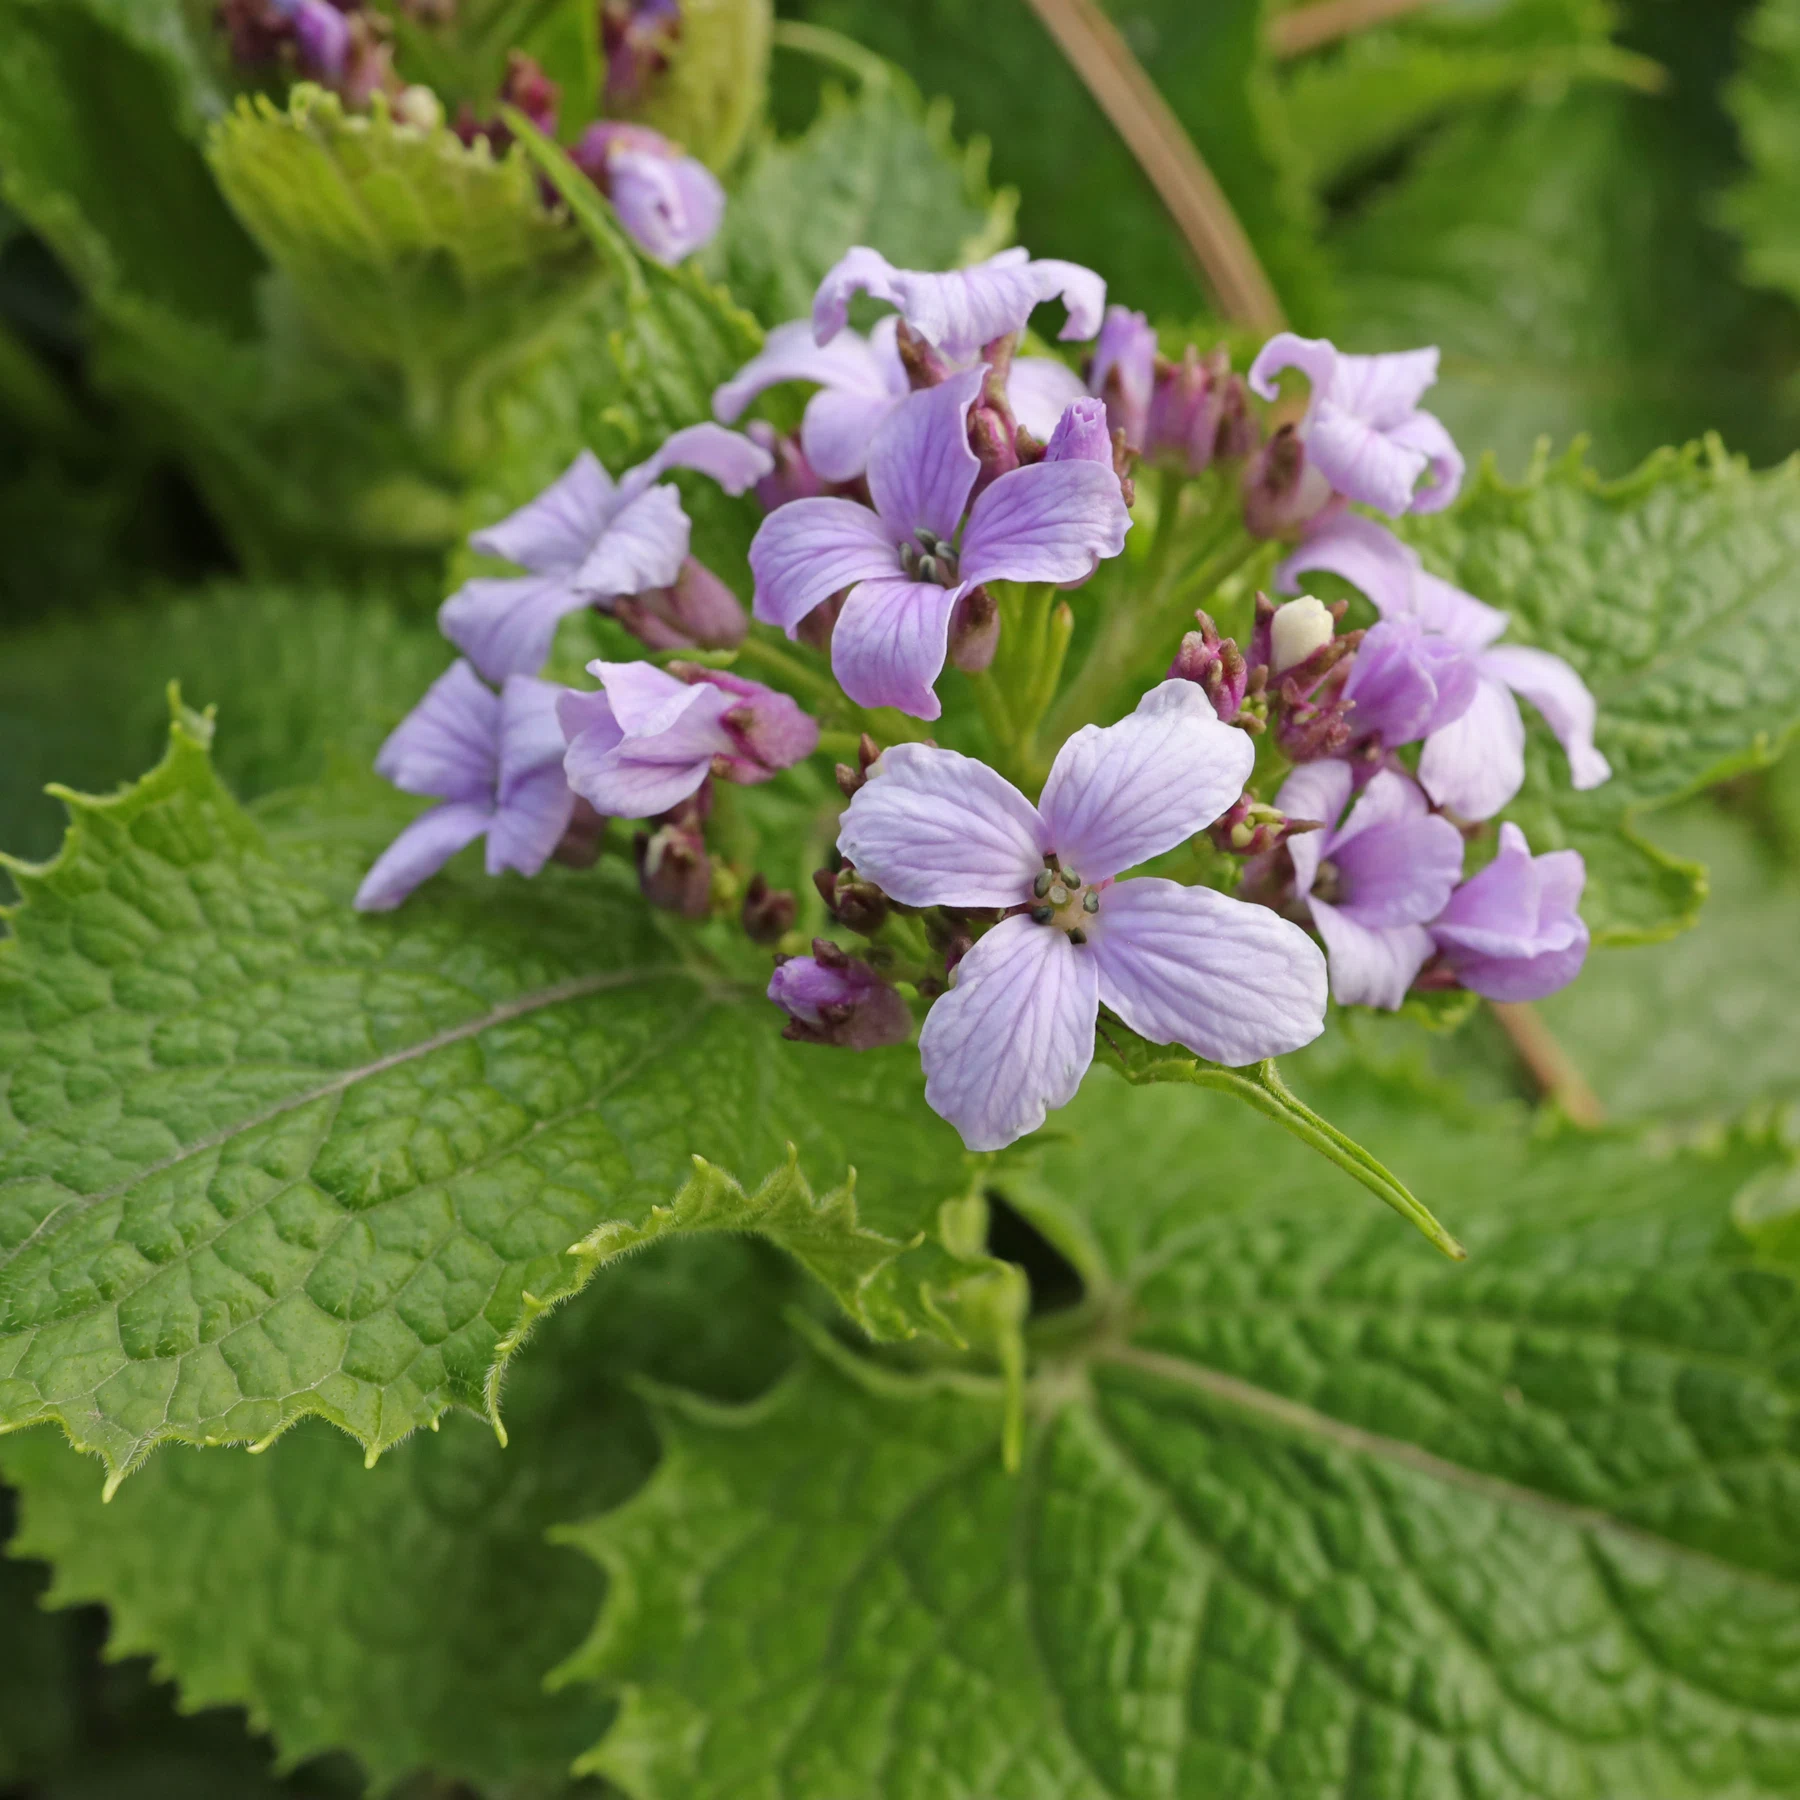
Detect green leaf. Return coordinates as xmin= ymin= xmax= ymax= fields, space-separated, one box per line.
xmin=611 ymin=0 xmax=774 ymax=171
xmin=1399 ymin=439 xmax=1800 ymax=942
xmin=705 ymin=58 xmax=1014 ymax=329
xmin=1723 ymin=0 xmax=1800 ymax=308
xmin=0 ymin=705 xmax=1015 ymax=1481
xmin=0 ymin=1490 xmax=76 ymax=1787
xmin=0 ymin=1235 xmax=801 ymax=1792
xmin=554 ymin=1064 xmax=1800 ymax=1799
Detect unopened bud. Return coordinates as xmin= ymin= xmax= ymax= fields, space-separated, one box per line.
xmin=741 ymin=873 xmax=796 ymax=944
xmin=813 ymin=864 xmax=889 ymax=936
xmin=896 ymin=319 xmax=954 ymax=390
xmin=612 ymin=556 xmax=747 ymax=651
xmin=551 ymin=796 xmax=607 ymax=869
xmin=1207 ymin=795 xmax=1322 ymax=859
xmin=1168 ymin=609 xmax=1248 ymax=722
xmin=1242 ymin=423 xmax=1334 ymax=539
xmin=601 ymin=0 xmax=682 ymax=111
xmin=1269 ymin=596 xmax=1335 ymax=675
xmin=635 ymin=802 xmax=710 ymax=918
xmin=1145 ymin=345 xmax=1248 ymax=475
xmin=746 ymin=421 xmax=826 ymax=512
xmin=834 ymin=732 xmax=881 ymax=800
xmin=795 ymin=589 xmax=844 ymax=654
xmin=767 ymin=940 xmax=913 ymax=1051
xmin=947 ymin=585 xmax=1000 ymax=674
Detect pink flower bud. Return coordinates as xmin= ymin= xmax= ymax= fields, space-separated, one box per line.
xmin=767 ymin=940 xmax=913 ymax=1050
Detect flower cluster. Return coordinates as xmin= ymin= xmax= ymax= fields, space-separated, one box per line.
xmin=359 ymin=234 xmax=1611 ymax=1152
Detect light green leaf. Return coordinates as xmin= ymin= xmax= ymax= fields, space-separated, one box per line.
xmin=555 ymin=1065 xmax=1800 ymax=1799
xmin=0 ymin=1235 xmax=801 ymax=1793
xmin=1399 ymin=439 xmax=1800 ymax=942
xmin=0 ymin=705 xmax=1014 ymax=1481
xmin=611 ymin=0 xmax=774 ymax=171
xmin=1723 ymin=0 xmax=1800 ymax=308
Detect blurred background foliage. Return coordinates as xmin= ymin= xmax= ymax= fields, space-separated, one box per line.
xmin=3 ymin=0 xmax=1800 ymax=1794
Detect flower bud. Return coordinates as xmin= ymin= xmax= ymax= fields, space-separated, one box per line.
xmin=1168 ymin=609 xmax=1249 ymax=723
xmin=746 ymin=421 xmax=826 ymax=512
xmin=1086 ymin=306 xmax=1156 ymax=449
xmin=660 ymin=662 xmax=819 ymax=781
xmin=569 ymin=121 xmax=723 ymax=264
xmin=635 ymin=806 xmax=710 ymax=918
xmin=551 ymin=796 xmax=607 ymax=869
xmin=767 ymin=940 xmax=913 ymax=1050
xmin=612 ymin=556 xmax=747 ymax=651
xmin=741 ymin=872 xmax=797 ymax=945
xmin=794 ymin=589 xmax=844 ymax=654
xmin=967 ymin=343 xmax=1024 ymax=493
xmin=895 ymin=319 xmax=955 ymax=390
xmin=1145 ymin=345 xmax=1250 ymax=475
xmin=813 ymin=864 xmax=888 ymax=936
xmin=1242 ymin=423 xmax=1335 ymax=539
xmin=1044 ymin=396 xmax=1115 ymax=467
xmin=834 ymin=732 xmax=882 ymax=801
xmin=948 ymin=585 xmax=1000 ymax=674
xmin=1206 ymin=796 xmax=1321 ymax=858
xmin=601 ymin=0 xmax=683 ymax=111
xmin=1269 ymin=595 xmax=1336 ymax=675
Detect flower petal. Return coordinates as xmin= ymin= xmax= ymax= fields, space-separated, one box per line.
xmin=1039 ymin=679 xmax=1252 ymax=879
xmin=712 ymin=320 xmax=896 ymax=423
xmin=620 ymin=421 xmax=776 ymax=504
xmin=591 ymin=659 xmax=732 ymax=741
xmin=1007 ymin=356 xmax=1089 ymax=439
xmin=607 ymin=147 xmax=724 ymax=265
xmin=1276 ymin=512 xmax=1418 ymax=614
xmin=1090 ymin=877 xmax=1326 ymax=1064
xmin=1031 ymin=258 xmax=1108 ymax=343
xmin=373 ymin=659 xmax=499 ymax=800
xmin=1431 ymin=820 xmax=1542 ymax=954
xmin=959 ymin=458 xmax=1129 ymax=590
xmin=1310 ymin=903 xmax=1435 ymax=1010
xmin=1307 ymin=400 xmax=1431 ymax=516
xmin=919 ymin=916 xmax=1098 ymax=1151
xmin=801 ymin=386 xmax=905 ymax=483
xmin=1411 ymin=570 xmax=1509 ymax=650
xmin=572 ymin=483 xmax=691 ymax=599
xmin=866 ymin=367 xmax=983 ymax=543
xmin=562 ymin=735 xmax=714 ymax=820
xmin=1386 ymin=409 xmax=1463 ymax=513
xmin=469 ymin=450 xmax=613 ymax=572
xmin=830 ymin=577 xmax=962 ymax=720
xmin=439 ymin=573 xmax=588 ymax=683
xmin=485 ymin=765 xmax=574 ymax=878
xmin=497 ymin=673 xmax=570 ymax=787
xmin=1445 ymin=929 xmax=1589 ymax=1004
xmin=1247 ymin=332 xmax=1339 ymax=406
xmin=748 ymin=496 xmax=898 ymax=633
xmin=837 ymin=741 xmax=1047 ymax=907
xmin=1327 ymin=806 xmax=1464 ymax=929
xmin=354 ymin=801 xmax=494 ymax=912
xmin=1419 ymin=673 xmax=1527 ymax=820
xmin=1042 ymin=397 xmax=1115 ymax=466
xmin=1480 ymin=644 xmax=1612 ymax=790
xmin=1329 ymin=348 xmax=1440 ymax=429
xmin=1275 ymin=758 xmax=1353 ymax=897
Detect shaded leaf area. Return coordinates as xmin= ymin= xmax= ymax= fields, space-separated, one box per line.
xmin=1397 ymin=442 xmax=1800 ymax=943
xmin=776 ymin=0 xmax=1329 ymax=326
xmin=0 ymin=1235 xmax=803 ymax=1795
xmin=707 ymin=68 xmax=1012 ymax=329
xmin=1725 ymin=0 xmax=1800 ymax=308
xmin=0 ymin=708 xmax=1009 ymax=1478
xmin=555 ymin=1067 xmax=1800 ymax=1800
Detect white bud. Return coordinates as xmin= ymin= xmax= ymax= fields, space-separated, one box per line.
xmin=393 ymin=86 xmax=444 ymax=133
xmin=1269 ymin=595 xmax=1335 ymax=675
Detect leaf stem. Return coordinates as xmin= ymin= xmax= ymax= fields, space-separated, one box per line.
xmin=1489 ymin=1001 xmax=1605 ymax=1127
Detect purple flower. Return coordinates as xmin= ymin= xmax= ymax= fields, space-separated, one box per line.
xmin=441 ymin=426 xmax=772 ymax=682
xmin=1432 ymin=823 xmax=1589 ymax=1001
xmin=813 ymin=247 xmax=1106 ymax=362
xmin=767 ymin=942 xmax=913 ymax=1050
xmin=355 ymin=660 xmax=575 ymax=911
xmin=1340 ymin=616 xmax=1479 ymax=749
xmin=1281 ymin=514 xmax=1611 ymax=818
xmin=602 ymin=0 xmax=682 ymax=110
xmin=749 ymin=370 xmax=1130 ymax=719
xmin=1087 ymin=305 xmax=1156 ymax=447
xmin=283 ymin=0 xmax=351 ymax=79
xmin=558 ymin=660 xmax=818 ymax=818
xmin=1277 ymin=761 xmax=1465 ymax=1010
xmin=712 ymin=317 xmax=1087 ymax=484
xmin=570 ymin=122 xmax=723 ymax=264
xmin=1248 ymin=333 xmax=1464 ymax=517
xmin=837 ymin=681 xmax=1327 ymax=1149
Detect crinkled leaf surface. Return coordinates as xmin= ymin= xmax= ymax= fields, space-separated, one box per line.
xmin=556 ymin=1064 xmax=1800 ymax=1799
xmin=0 ymin=1236 xmax=801 ymax=1793
xmin=1399 ymin=440 xmax=1800 ymax=941
xmin=0 ymin=708 xmax=1003 ymax=1479
xmin=1724 ymin=0 xmax=1800 ymax=308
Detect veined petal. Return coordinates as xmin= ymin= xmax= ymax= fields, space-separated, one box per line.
xmin=485 ymin=765 xmax=574 ymax=878
xmin=562 ymin=735 xmax=713 ymax=820
xmin=1276 ymin=512 xmax=1418 ymax=615
xmin=1431 ymin=820 xmax=1541 ymax=954
xmin=1307 ymin=401 xmax=1430 ymax=517
xmin=1275 ymin=758 xmax=1353 ymax=897
xmin=830 ymin=577 xmax=962 ymax=720
xmin=1328 ymin=811 xmax=1464 ymax=928
xmin=801 ymin=386 xmax=905 ymax=483
xmin=1311 ymin=903 xmax=1435 ymax=1010
xmin=374 ymin=659 xmax=498 ymax=800
xmin=440 ymin=573 xmax=589 ymax=685
xmin=1419 ymin=673 xmax=1527 ymax=820
xmin=837 ymin=741 xmax=1047 ymax=907
xmin=1247 ymin=332 xmax=1339 ymax=407
xmin=619 ymin=421 xmax=775 ymax=506
xmin=866 ymin=367 xmax=984 ymax=544
xmin=497 ymin=674 xmax=570 ymax=789
xmin=1090 ymin=878 xmax=1326 ymax=1064
xmin=1329 ymin=348 xmax=1440 ymax=429
xmin=919 ymin=917 xmax=1098 ymax=1151
xmin=469 ymin=450 xmax=613 ymax=572
xmin=590 ymin=659 xmax=733 ymax=742
xmin=959 ymin=458 xmax=1129 ymax=590
xmin=748 ymin=497 xmax=898 ymax=633
xmin=1387 ymin=409 xmax=1463 ymax=513
xmin=1040 ymin=680 xmax=1252 ymax=879
xmin=1007 ymin=356 xmax=1089 ymax=439
xmin=354 ymin=801 xmax=494 ymax=912
xmin=712 ymin=320 xmax=897 ymax=423
xmin=1480 ymin=644 xmax=1612 ymax=790
xmin=572 ymin=483 xmax=691 ymax=599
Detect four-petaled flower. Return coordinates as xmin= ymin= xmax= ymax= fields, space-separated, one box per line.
xmin=838 ymin=681 xmax=1328 ymax=1149
xmin=1249 ymin=334 xmax=1463 ymax=518
xmin=441 ymin=425 xmax=772 ymax=682
xmin=356 ymin=660 xmax=575 ymax=911
xmin=1432 ymin=823 xmax=1589 ymax=1001
xmin=748 ymin=369 xmax=1131 ymax=718
xmin=1276 ymin=762 xmax=1465 ymax=1009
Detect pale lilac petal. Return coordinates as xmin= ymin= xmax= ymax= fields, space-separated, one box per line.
xmin=1307 ymin=401 xmax=1430 ymax=517
xmin=354 ymin=801 xmax=494 ymax=912
xmin=1329 ymin=348 xmax=1440 ymax=429
xmin=440 ymin=573 xmax=587 ymax=683
xmin=469 ymin=450 xmax=613 ymax=572
xmin=1043 ymin=397 xmax=1115 ymax=466
xmin=1419 ymin=673 xmax=1527 ymax=820
xmin=591 ymin=659 xmax=732 ymax=740
xmin=1387 ymin=409 xmax=1463 ymax=512
xmin=573 ymin=483 xmax=691 ymax=599
xmin=748 ymin=497 xmax=899 ymax=633
xmin=1342 ymin=619 xmax=1479 ymax=746
xmin=1276 ymin=512 xmax=1417 ymax=614
xmin=1039 ymin=679 xmax=1253 ymax=879
xmin=1007 ymin=357 xmax=1089 ymax=439
xmin=1029 ymin=258 xmax=1108 ymax=343
xmin=1412 ymin=571 xmax=1509 ymax=649
xmin=1432 ymin=821 xmax=1541 ymax=952
xmin=712 ymin=320 xmax=897 ymax=424
xmin=1453 ymin=934 xmax=1589 ymax=1003
xmin=1089 ymin=878 xmax=1326 ymax=1064
xmin=866 ymin=368 xmax=983 ymax=543
xmin=1430 ymin=823 xmax=1588 ymax=1003
xmin=801 ymin=386 xmax=905 ymax=484
xmin=608 ymin=147 xmax=724 ymax=264
xmin=830 ymin=577 xmax=962 ymax=720
xmin=1310 ymin=904 xmax=1435 ymax=1010
xmin=374 ymin=659 xmax=498 ymax=800
xmin=486 ymin=765 xmax=575 ymax=877
xmin=621 ymin=422 xmax=775 ymax=503
xmin=837 ymin=741 xmax=1047 ymax=907
xmin=561 ymin=697 xmax=718 ymax=817
xmin=1328 ymin=811 xmax=1464 ymax=928
xmin=497 ymin=674 xmax=570 ymax=785
xmin=1247 ymin=332 xmax=1339 ymax=406
xmin=1275 ymin=758 xmax=1353 ymax=896
xmin=812 ymin=246 xmax=916 ymax=344
xmin=1480 ymin=645 xmax=1612 ymax=790
xmin=1536 ymin=845 xmax=1587 ymax=917
xmin=918 ymin=917 xmax=1098 ymax=1151
xmin=959 ymin=459 xmax=1129 ymax=589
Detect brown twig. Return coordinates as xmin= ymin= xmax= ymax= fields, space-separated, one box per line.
xmin=1270 ymin=0 xmax=1443 ymax=58
xmin=1489 ymin=1001 xmax=1605 ymax=1128
xmin=1020 ymin=0 xmax=1285 ymax=332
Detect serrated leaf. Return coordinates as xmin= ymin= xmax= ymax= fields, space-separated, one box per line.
xmin=1399 ymin=439 xmax=1800 ymax=942
xmin=1723 ymin=0 xmax=1800 ymax=307
xmin=555 ymin=1065 xmax=1800 ymax=1799
xmin=705 ymin=66 xmax=1013 ymax=329
xmin=0 ymin=1236 xmax=800 ymax=1793
xmin=0 ymin=707 xmax=1012 ymax=1480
